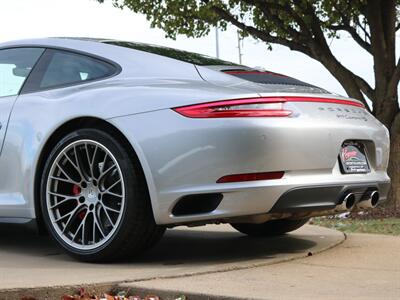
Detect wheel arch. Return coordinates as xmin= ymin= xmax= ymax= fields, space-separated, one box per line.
xmin=34 ymin=116 xmax=153 ymax=233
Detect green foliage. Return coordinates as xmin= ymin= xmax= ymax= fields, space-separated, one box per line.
xmin=97 ymin=0 xmax=377 ymax=43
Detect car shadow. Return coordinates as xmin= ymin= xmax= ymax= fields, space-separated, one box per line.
xmin=140 ymin=228 xmax=316 ymax=265
xmin=0 ymin=224 xmax=316 ymax=265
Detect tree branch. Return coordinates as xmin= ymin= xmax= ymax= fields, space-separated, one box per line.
xmin=353 ymin=16 xmax=371 ymax=40
xmin=210 ymin=5 xmax=312 ymax=56
xmin=328 ymin=3 xmax=371 ymax=53
xmin=389 ymin=56 xmax=400 ymax=93
xmin=328 ymin=24 xmax=372 ymax=53
xmin=238 ymin=0 xmax=311 ymax=40
xmin=262 ymin=0 xmax=312 ymax=35
xmin=353 ymin=74 xmax=375 ymax=100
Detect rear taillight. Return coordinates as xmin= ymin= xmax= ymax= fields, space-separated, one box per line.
xmin=173 ymin=97 xmax=364 ymax=118
xmin=217 ymin=171 xmax=285 ymax=183
xmin=174 ymin=98 xmax=292 ymax=118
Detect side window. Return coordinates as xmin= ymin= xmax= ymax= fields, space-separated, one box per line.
xmin=39 ymin=51 xmax=115 ymax=89
xmin=0 ymin=48 xmax=44 ymax=97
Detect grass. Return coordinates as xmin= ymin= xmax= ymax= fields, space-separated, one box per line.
xmin=311 ymin=217 xmax=400 ymax=236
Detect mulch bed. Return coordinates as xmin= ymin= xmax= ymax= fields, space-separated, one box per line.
xmin=349 ymin=206 xmax=400 ymax=220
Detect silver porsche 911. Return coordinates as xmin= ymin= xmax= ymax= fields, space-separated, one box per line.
xmin=0 ymin=37 xmax=390 ymax=262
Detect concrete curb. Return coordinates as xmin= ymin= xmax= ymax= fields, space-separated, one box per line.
xmin=117 ymin=286 xmax=264 ymax=300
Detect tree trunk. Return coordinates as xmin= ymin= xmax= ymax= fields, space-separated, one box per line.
xmin=388 ymin=112 xmax=400 ymax=209
xmin=365 ymin=0 xmax=399 ymax=208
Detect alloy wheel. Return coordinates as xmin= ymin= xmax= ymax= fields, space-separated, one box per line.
xmin=46 ymin=139 xmax=125 ymax=250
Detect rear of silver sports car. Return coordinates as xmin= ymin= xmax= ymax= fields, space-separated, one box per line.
xmin=111 ymin=62 xmax=390 ymax=227
xmin=116 ymin=93 xmax=390 ymax=226
xmin=160 ymin=94 xmax=390 ymax=225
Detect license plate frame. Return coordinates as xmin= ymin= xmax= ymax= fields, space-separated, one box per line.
xmin=339 ymin=142 xmax=370 ymax=174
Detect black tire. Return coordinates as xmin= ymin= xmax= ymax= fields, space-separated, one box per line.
xmin=40 ymin=128 xmax=165 ymax=262
xmin=230 ymin=218 xmax=310 ymax=237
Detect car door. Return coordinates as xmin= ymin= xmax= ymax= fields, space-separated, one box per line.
xmin=0 ymin=47 xmax=44 ymax=154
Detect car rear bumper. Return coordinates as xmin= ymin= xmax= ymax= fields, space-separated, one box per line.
xmin=155 ymin=172 xmax=390 ymax=225
xmin=109 ymin=102 xmax=390 ymax=225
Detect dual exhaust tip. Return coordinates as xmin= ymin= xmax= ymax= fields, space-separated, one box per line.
xmin=338 ymin=190 xmax=380 ymax=211
xmin=357 ymin=190 xmax=380 ymax=209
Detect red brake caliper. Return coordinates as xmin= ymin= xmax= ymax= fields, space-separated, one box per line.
xmin=72 ymin=184 xmax=81 ymax=196
xmin=72 ymin=185 xmax=85 ymax=220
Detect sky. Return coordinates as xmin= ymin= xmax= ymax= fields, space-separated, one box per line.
xmin=0 ymin=0 xmax=386 ymax=97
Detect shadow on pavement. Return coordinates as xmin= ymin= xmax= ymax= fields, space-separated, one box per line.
xmin=0 ymin=223 xmax=316 ymax=265
xmin=141 ymin=228 xmax=316 ymax=265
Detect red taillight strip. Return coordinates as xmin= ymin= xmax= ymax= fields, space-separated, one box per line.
xmin=199 ymin=110 xmax=292 ymax=118
xmin=173 ymin=96 xmax=364 ymax=118
xmin=217 ymin=171 xmax=285 ymax=183
xmin=174 ymin=97 xmax=291 ymax=118
xmin=284 ymin=96 xmax=365 ymax=108
xmin=177 ymin=97 xmax=283 ymax=109
xmin=175 ymin=107 xmax=291 ymax=118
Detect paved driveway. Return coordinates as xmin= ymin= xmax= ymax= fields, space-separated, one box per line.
xmin=127 ymin=232 xmax=400 ymax=300
xmin=0 ymin=224 xmax=342 ymax=295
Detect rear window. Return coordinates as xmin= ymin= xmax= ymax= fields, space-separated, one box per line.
xmin=223 ymin=70 xmax=316 ymax=88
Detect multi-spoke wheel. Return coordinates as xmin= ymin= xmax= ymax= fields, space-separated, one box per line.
xmin=41 ymin=128 xmax=165 ymax=262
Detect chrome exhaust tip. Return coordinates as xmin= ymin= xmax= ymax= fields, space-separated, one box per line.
xmin=337 ymin=193 xmax=356 ymax=211
xmin=357 ymin=190 xmax=380 ymax=209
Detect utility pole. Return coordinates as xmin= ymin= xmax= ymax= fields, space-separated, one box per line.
xmin=215 ymin=27 xmax=220 ymax=58
xmin=237 ymin=30 xmax=243 ymax=64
